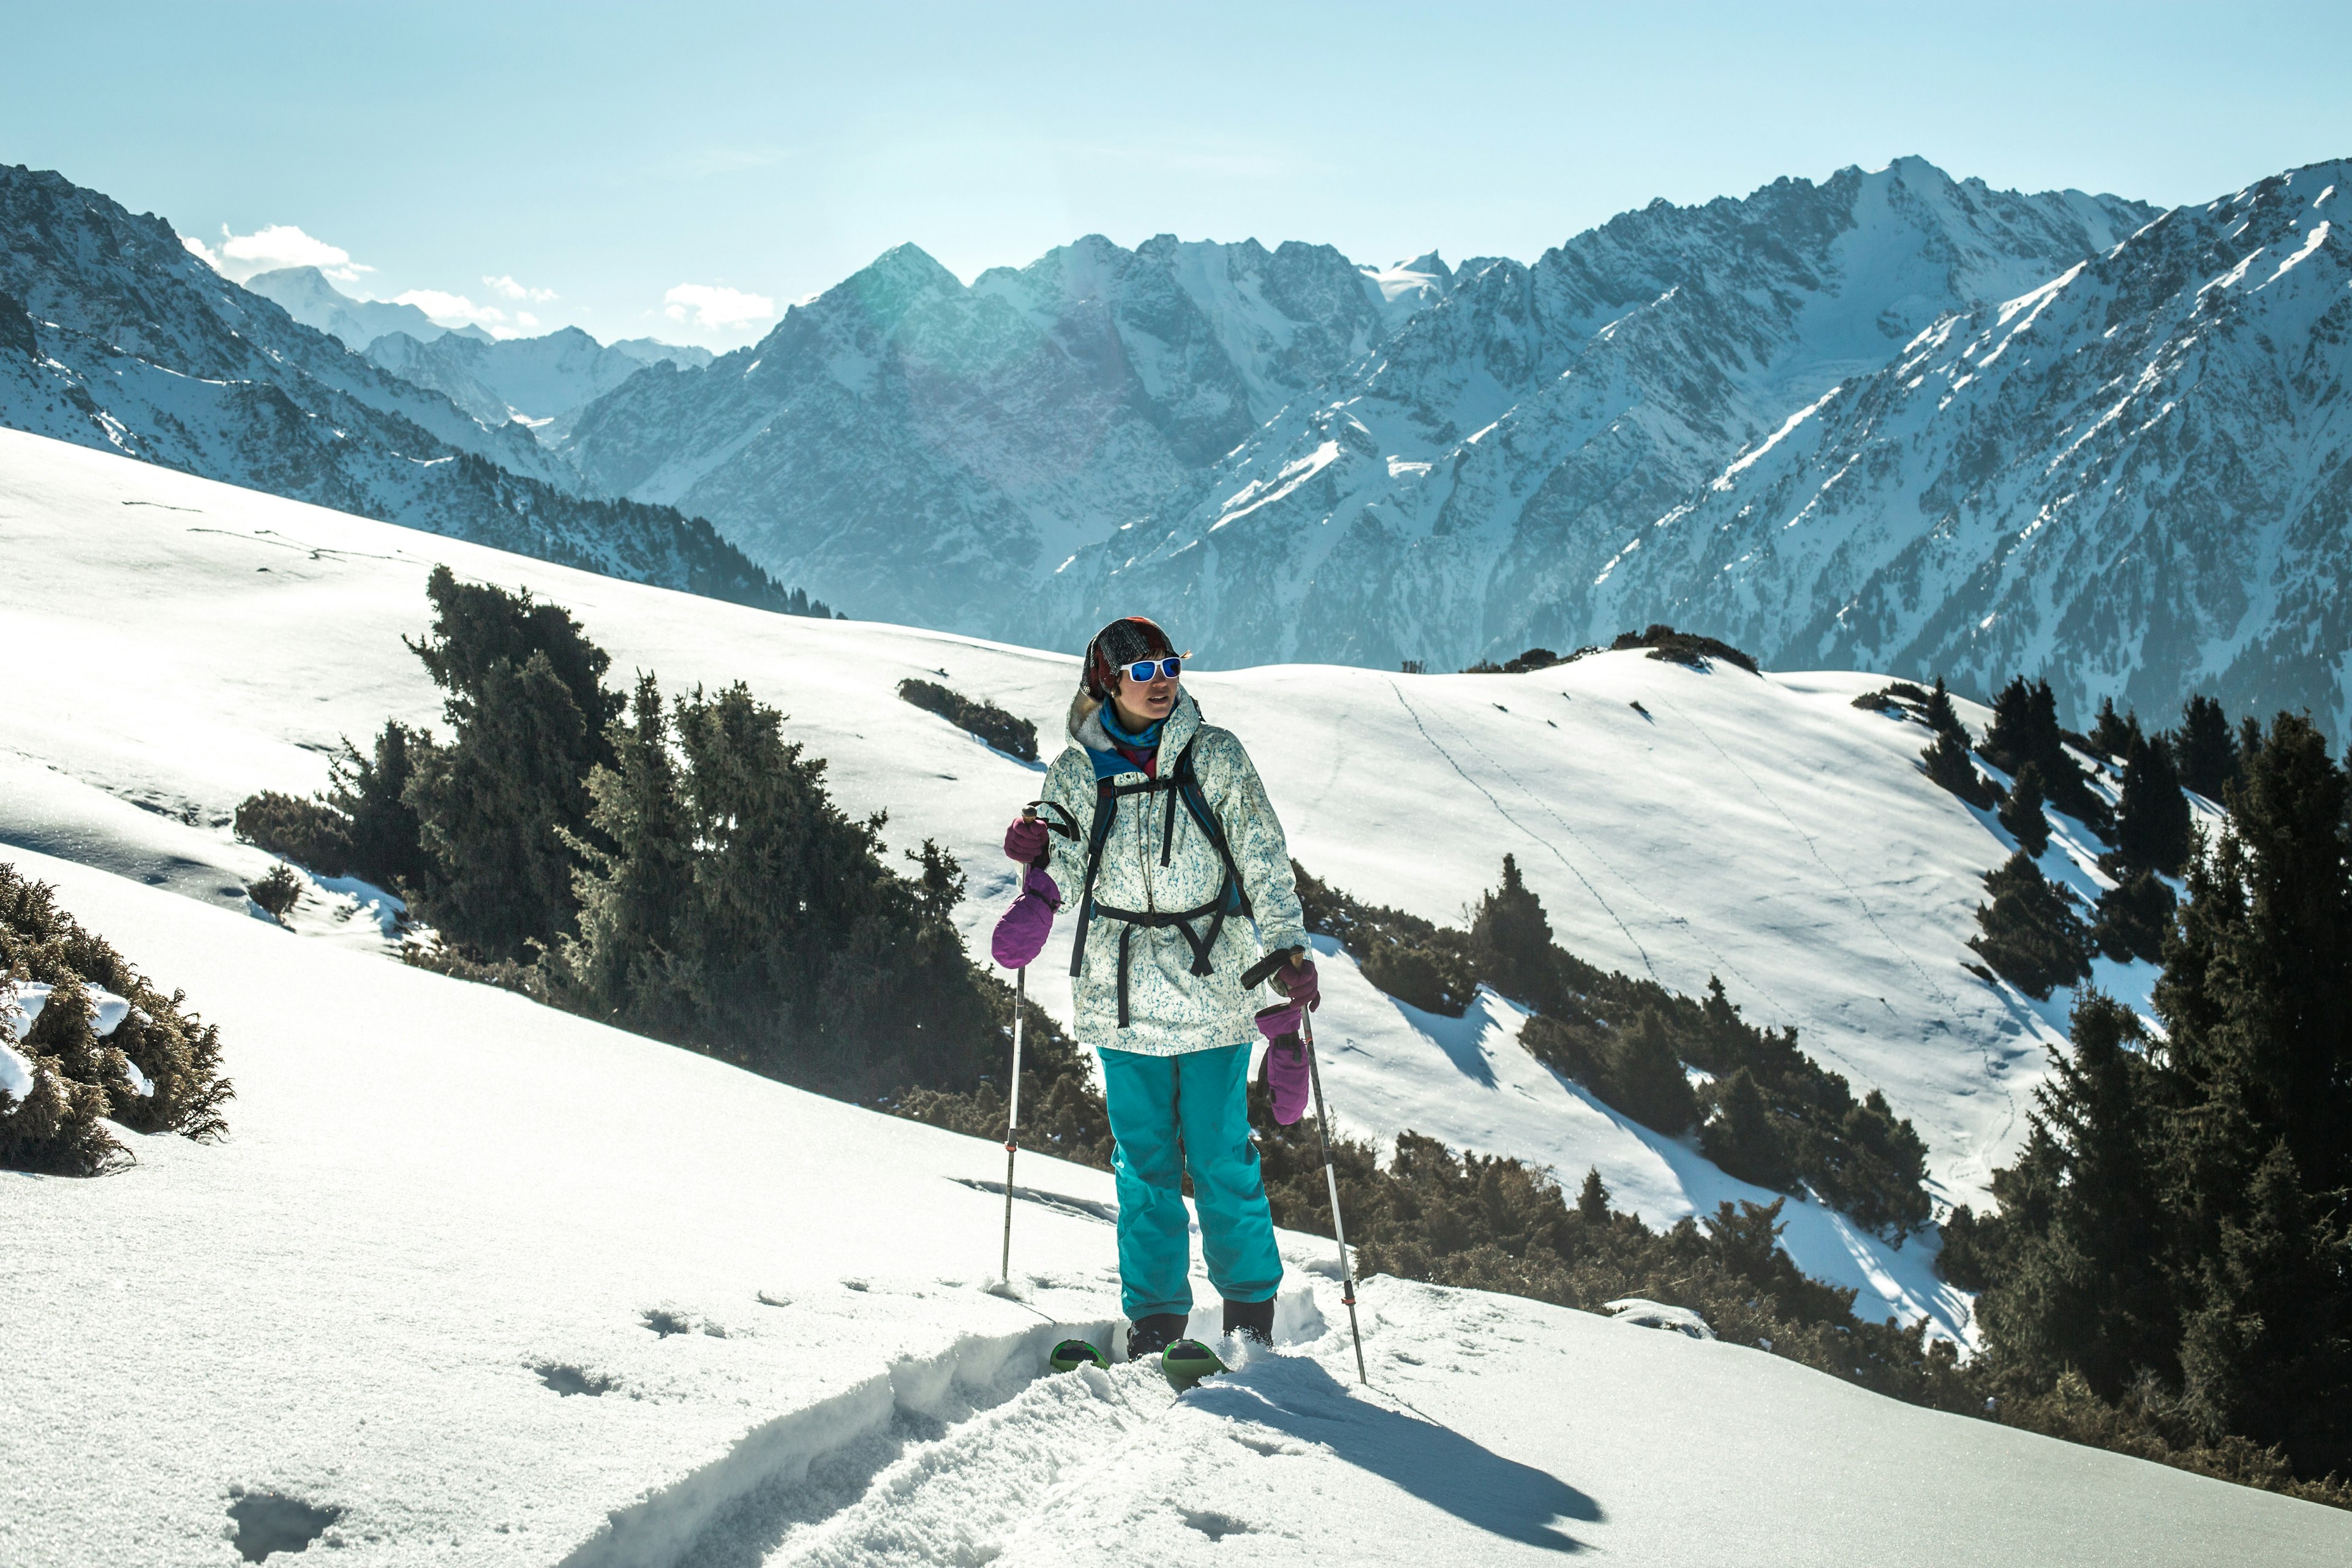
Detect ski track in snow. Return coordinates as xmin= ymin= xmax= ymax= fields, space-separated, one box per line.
xmin=1382 ymin=678 xmax=1660 ymax=980
xmin=1420 ymin=689 xmax=1794 ymax=1017
xmin=1652 ymin=689 xmax=1980 ymax=1104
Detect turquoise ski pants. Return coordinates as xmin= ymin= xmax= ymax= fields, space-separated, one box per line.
xmin=1098 ymin=1042 xmax=1283 ymax=1321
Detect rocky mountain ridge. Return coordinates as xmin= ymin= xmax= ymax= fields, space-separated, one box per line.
xmin=556 ymin=233 xmax=1457 ymax=631
xmin=1583 ymin=159 xmax=2352 ymax=734
xmin=1038 ymin=158 xmax=2158 ymax=674
xmin=0 ymin=164 xmax=790 ymax=609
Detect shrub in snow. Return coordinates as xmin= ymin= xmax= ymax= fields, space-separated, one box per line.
xmin=238 ymin=720 xmax=433 ymax=894
xmin=894 ymin=677 xmax=1040 ymax=762
xmin=1970 ymin=851 xmax=2092 ymax=999
xmin=0 ymin=863 xmax=230 ymax=1175
xmin=1309 ymin=858 xmax=1932 ymax=1235
xmin=1606 ymin=624 xmax=1760 ymax=674
xmin=1605 ymin=1298 xmax=1716 ymax=1340
xmin=1292 ymin=863 xmax=1479 ymax=1016
xmin=1468 ymin=854 xmax=1559 ymax=1013
xmin=247 ymin=864 xmax=303 ymax=925
xmin=1997 ymin=762 xmax=2053 ymax=858
xmin=1247 ymin=1118 xmax=1973 ymax=1408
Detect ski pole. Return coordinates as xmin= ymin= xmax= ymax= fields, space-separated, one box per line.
xmin=1001 ymin=805 xmax=1039 ymax=1286
xmin=1002 ymin=961 xmax=1023 ymax=1283
xmin=1297 ymin=982 xmax=1370 ymax=1385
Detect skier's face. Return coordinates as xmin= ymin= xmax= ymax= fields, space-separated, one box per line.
xmin=1115 ymin=661 xmax=1178 ymax=727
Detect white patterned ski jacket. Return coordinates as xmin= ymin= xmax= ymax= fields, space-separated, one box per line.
xmin=1037 ymin=688 xmax=1308 ymax=1056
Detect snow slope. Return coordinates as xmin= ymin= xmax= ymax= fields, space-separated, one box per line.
xmin=6 ymin=843 xmax=2344 ymax=1567
xmin=1 ymin=428 xmax=2119 ymax=1341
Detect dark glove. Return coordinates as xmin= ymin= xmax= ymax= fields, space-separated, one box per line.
xmin=1277 ymin=956 xmax=1321 ymax=1012
xmin=1004 ymin=816 xmax=1050 ymax=864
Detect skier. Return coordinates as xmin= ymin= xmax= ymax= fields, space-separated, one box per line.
xmin=993 ymin=614 xmax=1319 ymax=1363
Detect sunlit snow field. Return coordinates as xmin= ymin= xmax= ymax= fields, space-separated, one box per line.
xmin=5 ymin=430 xmax=2341 ymax=1566
xmin=0 ymin=428 xmax=2162 ymax=1343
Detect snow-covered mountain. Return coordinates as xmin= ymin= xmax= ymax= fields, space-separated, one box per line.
xmin=557 ymin=235 xmax=1453 ymax=632
xmin=8 ymin=431 xmax=2350 ymax=1565
xmin=241 ymin=264 xmax=458 ymax=349
xmin=364 ymin=325 xmax=693 ymax=436
xmin=1042 ymin=158 xmax=2156 ymax=671
xmin=1586 ymin=159 xmax=2352 ymax=736
xmin=0 ymin=163 xmax=788 ymax=608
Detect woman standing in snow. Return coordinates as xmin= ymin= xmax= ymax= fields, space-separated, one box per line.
xmin=992 ymin=616 xmax=1319 ymax=1360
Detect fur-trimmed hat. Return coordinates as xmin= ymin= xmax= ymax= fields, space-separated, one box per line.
xmin=1082 ymin=616 xmax=1177 ymax=699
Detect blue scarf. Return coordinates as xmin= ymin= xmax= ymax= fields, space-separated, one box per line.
xmin=1099 ymin=707 xmax=1166 ymax=750
xmin=1095 ymin=704 xmax=1165 ymax=778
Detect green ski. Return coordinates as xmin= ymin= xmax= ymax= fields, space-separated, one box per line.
xmin=1049 ymin=1339 xmax=1109 ymax=1373
xmin=1161 ymin=1338 xmax=1226 ymax=1390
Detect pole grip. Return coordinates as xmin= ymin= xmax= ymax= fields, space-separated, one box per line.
xmin=1240 ymin=944 xmax=1306 ymax=993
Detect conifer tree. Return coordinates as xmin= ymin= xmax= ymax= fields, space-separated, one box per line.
xmin=401 ymin=567 xmax=620 ymax=962
xmin=1608 ymin=1009 xmax=1698 ymax=1134
xmin=2198 ymin=715 xmax=2352 ymax=1197
xmin=556 ymin=673 xmax=695 ymax=1031
xmin=1970 ymin=852 xmax=2091 ymax=998
xmin=1576 ymin=1167 xmax=1611 ymax=1224
xmin=1979 ymin=677 xmax=2044 ymax=775
xmin=2114 ymin=733 xmax=2193 ymax=876
xmin=2177 ymin=1142 xmax=2352 ymax=1471
xmin=2171 ymin=695 xmax=2239 ymax=800
xmin=2089 ymin=696 xmax=2142 ymax=761
xmin=1999 ymin=761 xmax=2052 ymax=858
xmin=1703 ymin=1066 xmax=1794 ymax=1190
xmin=2092 ymin=868 xmax=2177 ymax=965
xmin=1975 ymin=993 xmax=2177 ymax=1398
xmin=1921 ymin=677 xmax=1997 ymax=807
xmin=1470 ymin=854 xmax=1557 ymax=1011
xmin=332 ymin=720 xmax=431 ymax=893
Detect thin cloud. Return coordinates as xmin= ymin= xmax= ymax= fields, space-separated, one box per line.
xmin=483 ymin=274 xmax=557 ymax=303
xmin=393 ymin=290 xmax=522 ymax=338
xmin=664 ymin=283 xmax=775 ymax=328
xmin=182 ymin=223 xmax=372 ymax=284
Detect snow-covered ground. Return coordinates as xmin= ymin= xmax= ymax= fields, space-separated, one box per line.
xmin=6 ymin=842 xmax=2344 ymax=1567
xmin=1 ymin=429 xmax=2128 ymax=1344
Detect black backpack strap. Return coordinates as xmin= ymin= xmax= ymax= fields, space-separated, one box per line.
xmin=1067 ymin=778 xmax=1120 ymax=981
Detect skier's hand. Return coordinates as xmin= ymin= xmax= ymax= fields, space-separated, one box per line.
xmin=1278 ymin=956 xmax=1321 ymax=1012
xmin=1004 ymin=815 xmax=1050 ymax=864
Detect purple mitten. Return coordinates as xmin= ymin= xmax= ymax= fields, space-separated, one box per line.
xmin=990 ymin=869 xmax=1061 ymax=969
xmin=1256 ymin=1001 xmax=1311 ymax=1125
xmin=1278 ymin=957 xmax=1322 ymax=1012
xmin=1004 ymin=816 xmax=1050 ymax=864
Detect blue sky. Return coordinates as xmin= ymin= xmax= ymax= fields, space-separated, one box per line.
xmin=7 ymin=1 xmax=2348 ymax=349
